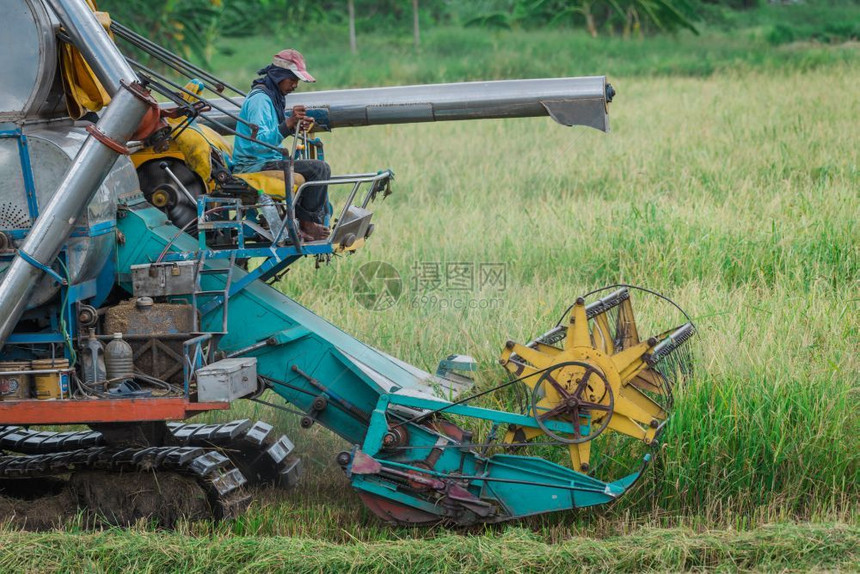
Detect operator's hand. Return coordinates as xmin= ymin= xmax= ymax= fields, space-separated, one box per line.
xmin=281 ymin=105 xmax=313 ymax=135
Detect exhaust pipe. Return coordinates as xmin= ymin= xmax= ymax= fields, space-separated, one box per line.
xmin=0 ymin=0 xmax=153 ymax=349
xmin=201 ymin=76 xmax=614 ymax=133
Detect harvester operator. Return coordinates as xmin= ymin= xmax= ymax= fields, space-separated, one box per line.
xmin=232 ymin=49 xmax=331 ymax=241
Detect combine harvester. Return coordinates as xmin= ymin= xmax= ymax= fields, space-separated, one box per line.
xmin=0 ymin=0 xmax=695 ymax=525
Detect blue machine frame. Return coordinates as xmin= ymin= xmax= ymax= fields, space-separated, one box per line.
xmin=113 ymin=197 xmax=650 ymax=524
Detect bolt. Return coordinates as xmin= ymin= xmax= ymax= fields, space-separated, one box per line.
xmin=300 ymin=416 xmax=314 ymax=429
xmin=78 ymin=309 xmax=95 ymax=325
xmin=576 ymin=297 xmax=585 ymax=305
xmin=580 ymin=463 xmax=590 ymax=472
xmin=505 ymin=340 xmax=515 ymax=350
xmin=336 ymin=451 xmax=352 ymax=467
xmin=648 ymin=337 xmax=658 ymax=347
xmin=312 ymin=396 xmax=328 ymax=411
xmin=650 ymin=419 xmax=660 ymax=429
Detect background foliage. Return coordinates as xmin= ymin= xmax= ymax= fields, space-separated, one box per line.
xmin=100 ymin=0 xmax=859 ymax=66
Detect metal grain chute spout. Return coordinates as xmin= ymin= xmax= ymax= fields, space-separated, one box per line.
xmin=201 ymin=76 xmax=613 ymax=133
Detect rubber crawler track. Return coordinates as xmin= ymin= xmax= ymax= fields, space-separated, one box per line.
xmin=0 ymin=446 xmax=250 ymax=519
xmin=0 ymin=419 xmax=301 ymax=488
xmin=0 ymin=427 xmax=104 ymax=454
xmin=167 ymin=419 xmax=302 ymax=488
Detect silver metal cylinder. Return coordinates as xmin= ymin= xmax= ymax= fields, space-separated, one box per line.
xmin=0 ymin=0 xmax=149 ymax=349
xmin=201 ymin=76 xmax=612 ymax=133
xmin=0 ymin=0 xmax=60 ymax=121
xmin=43 ymin=0 xmax=138 ymax=95
xmin=0 ymin=126 xmax=137 ymax=309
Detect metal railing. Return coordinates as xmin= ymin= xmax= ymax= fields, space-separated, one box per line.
xmin=189 ymin=169 xmax=393 ymax=256
xmin=182 ymin=333 xmax=213 ymax=398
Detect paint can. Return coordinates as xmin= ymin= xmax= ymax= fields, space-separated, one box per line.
xmin=0 ymin=361 xmax=32 ymax=400
xmin=31 ymin=358 xmax=71 ymax=400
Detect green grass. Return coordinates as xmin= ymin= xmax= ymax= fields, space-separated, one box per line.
xmin=150 ymin=27 xmax=859 ymax=569
xmin=1 ymin=522 xmax=857 ymax=573
xmin=107 ymin=61 xmax=854 ymax=564
xmin=208 ymin=64 xmax=857 ymax=535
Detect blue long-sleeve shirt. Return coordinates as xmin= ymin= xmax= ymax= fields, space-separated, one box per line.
xmin=231 ymin=90 xmax=289 ymax=173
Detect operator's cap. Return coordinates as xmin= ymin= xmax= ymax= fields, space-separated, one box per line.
xmin=272 ymin=49 xmax=316 ymax=83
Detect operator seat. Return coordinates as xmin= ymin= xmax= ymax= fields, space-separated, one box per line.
xmin=232 ymin=169 xmax=305 ymax=200
xmin=166 ymin=120 xmax=305 ymax=200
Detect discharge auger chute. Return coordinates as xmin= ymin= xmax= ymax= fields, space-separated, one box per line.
xmin=197 ymin=77 xmax=615 ymax=133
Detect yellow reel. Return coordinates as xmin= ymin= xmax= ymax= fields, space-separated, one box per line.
xmin=499 ymin=288 xmax=694 ymax=472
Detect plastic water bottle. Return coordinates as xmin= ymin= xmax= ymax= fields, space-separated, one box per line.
xmin=82 ymin=328 xmax=106 ymax=385
xmin=105 ymin=333 xmax=134 ymax=382
xmin=258 ymin=193 xmax=286 ymax=243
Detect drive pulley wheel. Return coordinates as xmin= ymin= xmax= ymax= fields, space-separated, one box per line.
xmin=137 ymin=158 xmax=205 ymax=231
xmin=531 ymin=361 xmax=614 ymax=444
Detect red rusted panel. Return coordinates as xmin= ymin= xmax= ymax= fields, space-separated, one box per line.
xmin=357 ymin=492 xmax=440 ymax=525
xmin=0 ymin=397 xmax=228 ymax=425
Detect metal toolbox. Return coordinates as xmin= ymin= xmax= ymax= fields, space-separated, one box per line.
xmin=196 ymin=357 xmax=257 ymax=402
xmin=131 ymin=261 xmax=197 ymax=297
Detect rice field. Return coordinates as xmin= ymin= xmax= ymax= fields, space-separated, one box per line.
xmin=101 ymin=61 xmax=858 ymax=570
xmin=260 ymin=64 xmax=859 ymax=528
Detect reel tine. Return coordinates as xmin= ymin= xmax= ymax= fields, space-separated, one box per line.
xmin=616 ymin=295 xmax=641 ymax=350
xmin=630 ymin=368 xmax=669 ymax=395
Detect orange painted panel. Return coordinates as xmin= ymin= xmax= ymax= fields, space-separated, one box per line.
xmin=0 ymin=397 xmax=229 ymax=425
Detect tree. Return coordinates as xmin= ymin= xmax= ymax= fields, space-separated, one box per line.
xmin=465 ymin=0 xmax=698 ymax=37
xmin=348 ymin=0 xmax=357 ymax=54
xmin=413 ymin=0 xmax=420 ymax=49
xmin=100 ymin=0 xmax=224 ymax=64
